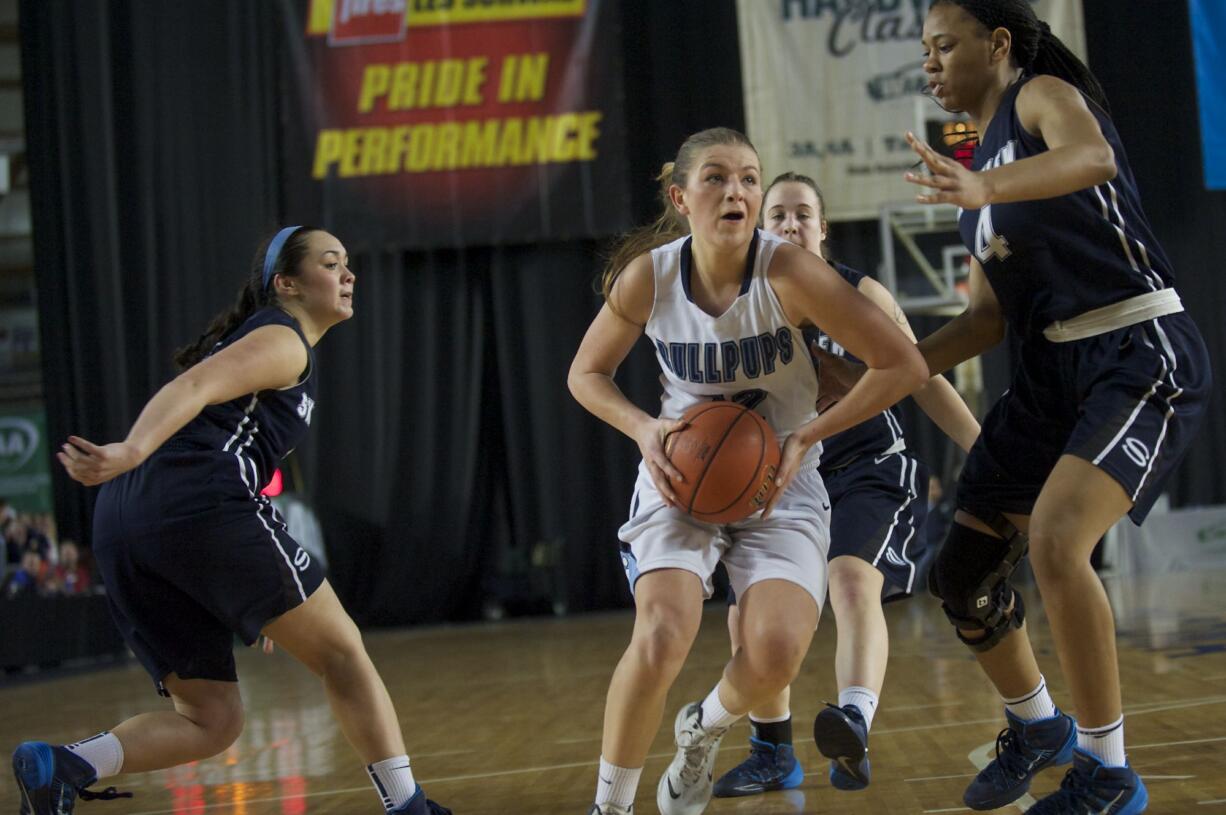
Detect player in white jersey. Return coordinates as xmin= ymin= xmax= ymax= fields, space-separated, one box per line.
xmin=569 ymin=127 xmax=927 ymax=815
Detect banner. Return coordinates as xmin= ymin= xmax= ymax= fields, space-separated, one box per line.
xmin=736 ymin=1 xmax=1086 ymax=221
xmin=1105 ymin=503 xmax=1226 ymax=577
xmin=284 ymin=0 xmax=629 ymax=248
xmin=0 ymin=405 xmax=53 ymax=513
xmin=1190 ymin=0 xmax=1226 ymax=190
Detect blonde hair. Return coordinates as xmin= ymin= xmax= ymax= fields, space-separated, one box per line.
xmin=601 ymin=127 xmax=758 ymax=309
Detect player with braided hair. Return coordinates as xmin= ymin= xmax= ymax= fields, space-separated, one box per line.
xmin=892 ymin=2 xmax=1213 ymax=811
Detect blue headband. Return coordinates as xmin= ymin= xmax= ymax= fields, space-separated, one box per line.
xmin=262 ymin=225 xmax=303 ymax=290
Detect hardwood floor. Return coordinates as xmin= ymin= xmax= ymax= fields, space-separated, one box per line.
xmin=3 ymin=567 xmax=1225 ymax=813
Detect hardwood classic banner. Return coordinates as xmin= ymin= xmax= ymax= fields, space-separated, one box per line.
xmin=736 ymin=0 xmax=1086 ymax=221
xmin=283 ymin=0 xmax=630 ymax=248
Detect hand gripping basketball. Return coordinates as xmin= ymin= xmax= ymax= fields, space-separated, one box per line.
xmin=663 ymin=401 xmax=781 ymax=524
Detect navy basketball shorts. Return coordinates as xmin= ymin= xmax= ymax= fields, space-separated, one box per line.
xmin=958 ymin=312 xmax=1211 ymax=525
xmin=825 ymin=451 xmax=931 ymax=602
xmin=92 ymin=449 xmax=325 ymax=691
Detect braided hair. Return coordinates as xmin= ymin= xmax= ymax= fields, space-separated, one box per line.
xmin=932 ymin=0 xmax=1110 ymax=114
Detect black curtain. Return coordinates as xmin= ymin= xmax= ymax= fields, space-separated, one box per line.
xmin=1083 ymin=0 xmax=1226 ymax=507
xmin=21 ymin=0 xmax=284 ymax=543
xmin=22 ymin=0 xmax=749 ymax=624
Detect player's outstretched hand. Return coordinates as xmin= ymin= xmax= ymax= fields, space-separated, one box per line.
xmin=762 ymin=433 xmax=814 ymax=520
xmin=903 ymin=131 xmax=990 ymax=210
xmin=57 ymin=436 xmax=143 ymax=486
xmin=635 ymin=417 xmax=688 ymax=509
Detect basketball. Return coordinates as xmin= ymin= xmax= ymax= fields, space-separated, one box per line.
xmin=663 ymin=401 xmax=781 ymax=524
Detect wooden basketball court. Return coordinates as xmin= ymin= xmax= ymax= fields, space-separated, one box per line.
xmin=4 ymin=566 xmax=1226 ymax=814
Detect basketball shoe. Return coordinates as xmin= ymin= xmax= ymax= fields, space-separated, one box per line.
xmin=814 ymin=703 xmax=871 ymax=790
xmin=1025 ymin=749 xmax=1147 ymax=814
xmin=12 ymin=741 xmax=131 ymax=815
xmin=389 ymin=785 xmax=451 ymax=814
xmin=587 ymin=804 xmax=633 ymax=814
xmin=963 ymin=708 xmax=1076 ymax=810
xmin=656 ymin=702 xmax=729 ymax=815
xmin=712 ymin=737 xmax=802 ymax=797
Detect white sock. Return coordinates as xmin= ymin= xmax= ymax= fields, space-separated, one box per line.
xmin=65 ymin=732 xmax=124 ymax=779
xmin=838 ymin=686 xmax=880 ymax=731
xmin=1078 ymin=716 xmax=1127 ymax=767
xmin=1003 ymin=676 xmax=1057 ymax=722
xmin=595 ymin=757 xmax=641 ymax=809
xmin=699 ymin=684 xmax=741 ymax=732
xmin=366 ymin=755 xmax=416 ymax=811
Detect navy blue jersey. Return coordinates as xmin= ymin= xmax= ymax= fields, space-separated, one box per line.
xmin=167 ymin=307 xmax=317 ymax=491
xmin=958 ymin=75 xmax=1175 ymax=339
xmin=804 ymin=262 xmax=906 ymax=472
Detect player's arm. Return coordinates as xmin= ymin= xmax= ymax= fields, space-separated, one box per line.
xmin=58 ymin=326 xmax=308 ymax=486
xmin=856 ymin=276 xmax=980 ymax=452
xmin=775 ymin=246 xmax=928 ymax=444
xmin=904 ymin=77 xmax=1115 ymax=209
xmin=915 ymin=258 xmax=1005 ymax=378
xmin=763 ymin=245 xmax=927 ymax=516
xmin=568 ymin=254 xmax=686 ymax=505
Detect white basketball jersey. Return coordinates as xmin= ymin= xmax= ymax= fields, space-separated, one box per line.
xmin=646 ymin=229 xmax=821 ymax=465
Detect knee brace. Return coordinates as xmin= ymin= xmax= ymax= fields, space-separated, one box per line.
xmin=929 ymin=514 xmax=1029 ymax=653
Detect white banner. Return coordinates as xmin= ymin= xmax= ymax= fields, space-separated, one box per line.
xmin=736 ymin=1 xmax=1086 ymax=221
xmin=1105 ymin=503 xmax=1226 ymax=577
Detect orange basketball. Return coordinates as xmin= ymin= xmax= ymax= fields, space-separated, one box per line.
xmin=663 ymin=401 xmax=781 ymax=524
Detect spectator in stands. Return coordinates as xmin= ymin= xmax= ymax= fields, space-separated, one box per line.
xmin=49 ymin=540 xmax=92 ymax=596
xmin=4 ymin=550 xmax=46 ymax=598
xmin=17 ymin=513 xmax=55 ymax=565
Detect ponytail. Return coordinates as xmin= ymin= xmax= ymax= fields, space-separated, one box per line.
xmin=600 ymin=162 xmax=689 ymax=307
xmin=1029 ymin=22 xmax=1110 ymax=114
xmin=173 ymin=226 xmax=319 ymax=369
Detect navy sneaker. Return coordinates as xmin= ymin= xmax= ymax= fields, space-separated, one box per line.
xmin=711 ymin=737 xmax=803 ymax=797
xmin=12 ymin=742 xmax=131 ymax=815
xmin=964 ymin=709 xmax=1076 ymax=811
xmin=1025 ymin=749 xmax=1148 ymax=814
xmin=813 ymin=703 xmax=870 ymax=790
xmin=390 ymin=785 xmax=452 ymax=815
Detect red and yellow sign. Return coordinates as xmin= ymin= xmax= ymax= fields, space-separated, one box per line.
xmin=284 ymin=0 xmax=626 ymax=248
xmin=306 ymin=0 xmax=587 ymax=34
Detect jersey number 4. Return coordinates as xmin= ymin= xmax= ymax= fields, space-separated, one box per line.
xmin=974 ymin=205 xmax=1012 ymax=263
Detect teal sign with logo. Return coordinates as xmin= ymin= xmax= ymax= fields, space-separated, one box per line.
xmin=0 ymin=406 xmax=54 ymax=513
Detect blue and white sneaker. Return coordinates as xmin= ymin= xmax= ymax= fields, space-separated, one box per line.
xmin=1025 ymin=749 xmax=1147 ymax=814
xmin=814 ymin=703 xmax=871 ymax=790
xmin=656 ymin=702 xmax=729 ymax=815
xmin=964 ymin=708 xmax=1077 ymax=810
xmin=389 ymin=785 xmax=452 ymax=815
xmin=711 ymin=737 xmax=803 ymax=797
xmin=12 ymin=741 xmax=131 ymax=815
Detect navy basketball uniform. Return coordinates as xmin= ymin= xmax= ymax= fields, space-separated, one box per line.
xmin=804 ymin=263 xmax=931 ymax=601
xmin=619 ymin=230 xmax=831 ymax=609
xmin=956 ymin=75 xmax=1211 ymax=523
xmin=92 ymin=307 xmax=325 ymax=691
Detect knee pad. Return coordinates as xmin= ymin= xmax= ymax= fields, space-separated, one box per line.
xmin=930 ymin=515 xmax=1029 ymax=652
